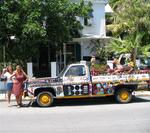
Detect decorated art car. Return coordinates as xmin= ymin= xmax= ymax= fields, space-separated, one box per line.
xmin=27 ymin=62 xmax=150 ymax=107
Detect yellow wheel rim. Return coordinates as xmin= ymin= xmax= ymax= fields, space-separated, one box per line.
xmin=40 ymin=94 xmax=51 ymax=105
xmin=119 ymin=91 xmax=129 ymax=101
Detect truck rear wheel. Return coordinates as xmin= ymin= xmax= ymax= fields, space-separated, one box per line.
xmin=37 ymin=91 xmax=54 ymax=107
xmin=115 ymin=88 xmax=132 ymax=103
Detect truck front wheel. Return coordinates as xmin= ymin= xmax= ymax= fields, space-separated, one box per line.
xmin=115 ymin=88 xmax=132 ymax=103
xmin=37 ymin=91 xmax=54 ymax=107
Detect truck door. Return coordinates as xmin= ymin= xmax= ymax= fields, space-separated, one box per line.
xmin=63 ymin=65 xmax=91 ymax=97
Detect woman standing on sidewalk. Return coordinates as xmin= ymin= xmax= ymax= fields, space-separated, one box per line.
xmin=2 ymin=65 xmax=13 ymax=106
xmin=10 ymin=65 xmax=28 ymax=107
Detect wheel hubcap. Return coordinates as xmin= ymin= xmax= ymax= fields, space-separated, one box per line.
xmin=40 ymin=94 xmax=51 ymax=105
xmin=119 ymin=91 xmax=129 ymax=100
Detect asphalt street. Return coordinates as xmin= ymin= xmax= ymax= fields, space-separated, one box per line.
xmin=0 ymin=96 xmax=150 ymax=133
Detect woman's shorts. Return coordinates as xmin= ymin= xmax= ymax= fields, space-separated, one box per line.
xmin=6 ymin=82 xmax=13 ymax=91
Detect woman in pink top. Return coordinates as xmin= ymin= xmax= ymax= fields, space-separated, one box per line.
xmin=11 ymin=65 xmax=28 ymax=107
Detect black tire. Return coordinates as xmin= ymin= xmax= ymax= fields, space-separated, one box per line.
xmin=115 ymin=88 xmax=132 ymax=103
xmin=37 ymin=91 xmax=54 ymax=107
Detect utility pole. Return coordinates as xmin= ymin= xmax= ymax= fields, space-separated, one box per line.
xmin=63 ymin=43 xmax=66 ymax=67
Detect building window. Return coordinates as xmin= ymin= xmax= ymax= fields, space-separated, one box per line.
xmin=84 ymin=12 xmax=94 ymax=26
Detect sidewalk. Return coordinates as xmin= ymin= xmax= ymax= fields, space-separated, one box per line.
xmin=0 ymin=91 xmax=150 ymax=102
xmin=133 ymin=90 xmax=150 ymax=96
xmin=0 ymin=93 xmax=31 ymax=102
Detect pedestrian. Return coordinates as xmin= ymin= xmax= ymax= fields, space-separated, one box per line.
xmin=10 ymin=65 xmax=28 ymax=108
xmin=1 ymin=65 xmax=13 ymax=106
xmin=90 ymin=55 xmax=96 ymax=66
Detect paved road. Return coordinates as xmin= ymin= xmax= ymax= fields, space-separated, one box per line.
xmin=0 ymin=96 xmax=150 ymax=133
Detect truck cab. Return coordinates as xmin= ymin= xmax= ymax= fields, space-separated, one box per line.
xmin=61 ymin=63 xmax=92 ymax=97
xmin=27 ymin=62 xmax=92 ymax=107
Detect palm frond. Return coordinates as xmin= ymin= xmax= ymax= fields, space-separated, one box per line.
xmin=140 ymin=45 xmax=150 ymax=57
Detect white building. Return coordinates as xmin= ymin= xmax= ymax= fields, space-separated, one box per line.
xmin=70 ymin=0 xmax=112 ymax=61
xmin=57 ymin=0 xmax=113 ymax=75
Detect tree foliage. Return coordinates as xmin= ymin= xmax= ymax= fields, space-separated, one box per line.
xmin=0 ymin=0 xmax=92 ymax=67
xmin=107 ymin=0 xmax=150 ymax=63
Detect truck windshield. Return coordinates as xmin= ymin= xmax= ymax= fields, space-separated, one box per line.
xmin=58 ymin=65 xmax=69 ymax=77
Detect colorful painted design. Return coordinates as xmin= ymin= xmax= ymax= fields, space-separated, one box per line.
xmin=63 ymin=84 xmax=89 ymax=96
xmin=63 ymin=76 xmax=90 ymax=85
xmin=28 ymin=77 xmax=63 ymax=87
xmin=92 ymin=82 xmax=114 ymax=95
xmin=92 ymin=74 xmax=150 ymax=84
xmin=63 ymin=82 xmax=114 ymax=96
xmin=56 ymin=86 xmax=63 ymax=96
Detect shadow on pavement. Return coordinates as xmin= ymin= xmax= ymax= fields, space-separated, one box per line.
xmin=132 ymin=96 xmax=150 ymax=103
xmin=29 ymin=96 xmax=150 ymax=108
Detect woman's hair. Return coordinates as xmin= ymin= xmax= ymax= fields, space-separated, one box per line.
xmin=16 ymin=65 xmax=23 ymax=73
xmin=6 ymin=65 xmax=13 ymax=72
xmin=16 ymin=65 xmax=21 ymax=69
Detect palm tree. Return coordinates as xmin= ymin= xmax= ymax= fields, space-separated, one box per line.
xmin=106 ymin=0 xmax=150 ymax=67
xmin=107 ymin=32 xmax=150 ymax=66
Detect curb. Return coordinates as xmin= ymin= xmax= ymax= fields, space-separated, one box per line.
xmin=133 ymin=91 xmax=150 ymax=96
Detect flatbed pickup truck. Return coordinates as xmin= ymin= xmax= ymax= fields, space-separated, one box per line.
xmin=27 ymin=61 xmax=150 ymax=107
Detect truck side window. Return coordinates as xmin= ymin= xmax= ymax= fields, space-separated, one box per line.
xmin=65 ymin=65 xmax=86 ymax=77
